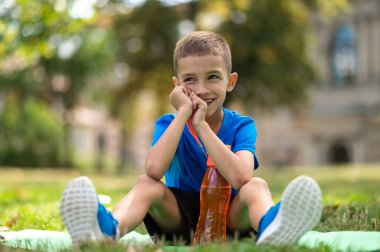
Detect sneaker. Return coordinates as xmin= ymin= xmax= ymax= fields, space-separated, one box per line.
xmin=256 ymin=175 xmax=322 ymax=246
xmin=59 ymin=176 xmax=118 ymax=245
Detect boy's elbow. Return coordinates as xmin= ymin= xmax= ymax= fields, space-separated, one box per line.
xmin=145 ymin=158 xmax=163 ymax=180
xmin=232 ymin=173 xmax=252 ymax=190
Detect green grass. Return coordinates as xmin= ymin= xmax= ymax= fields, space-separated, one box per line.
xmin=0 ymin=164 xmax=379 ymax=251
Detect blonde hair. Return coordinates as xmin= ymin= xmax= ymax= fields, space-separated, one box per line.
xmin=173 ymin=31 xmax=232 ymax=74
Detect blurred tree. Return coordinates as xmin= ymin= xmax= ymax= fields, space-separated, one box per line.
xmin=0 ymin=0 xmax=117 ymax=107
xmin=109 ymin=0 xmax=180 ymax=172
xmin=0 ymin=0 xmax=117 ymax=167
xmin=0 ymin=97 xmax=65 ymax=167
xmin=111 ymin=0 xmax=180 ymax=119
xmin=106 ymin=0 xmax=349 ymax=117
xmin=196 ymin=0 xmax=349 ymax=109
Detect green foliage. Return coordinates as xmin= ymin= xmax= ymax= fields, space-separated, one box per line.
xmin=0 ymin=0 xmax=89 ymax=63
xmin=0 ymin=0 xmax=351 ymax=112
xmin=42 ymin=27 xmax=117 ymax=109
xmin=217 ymin=0 xmax=316 ymax=108
xmin=0 ymin=0 xmax=117 ymax=107
xmin=109 ymin=0 xmax=350 ymax=120
xmin=0 ymin=0 xmax=117 ymax=167
xmin=112 ymin=0 xmax=180 ymax=120
xmin=196 ymin=0 xmax=349 ymax=109
xmin=0 ymin=99 xmax=66 ymax=167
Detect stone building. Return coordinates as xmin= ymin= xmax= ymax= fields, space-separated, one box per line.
xmin=256 ymin=0 xmax=380 ymax=167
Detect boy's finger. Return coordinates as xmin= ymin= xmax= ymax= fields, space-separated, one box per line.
xmin=178 ymin=85 xmax=184 ymax=92
xmin=191 ymin=96 xmax=198 ymax=110
xmin=183 ymin=86 xmax=190 ymax=96
xmin=194 ymin=97 xmax=206 ymax=110
xmin=189 ymin=92 xmax=196 ymax=100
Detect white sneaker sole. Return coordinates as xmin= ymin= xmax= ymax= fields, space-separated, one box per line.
xmin=59 ymin=176 xmax=104 ymax=245
xmin=256 ymin=175 xmax=322 ymax=246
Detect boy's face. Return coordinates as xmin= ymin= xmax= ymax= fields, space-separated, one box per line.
xmin=173 ymin=54 xmax=238 ymax=118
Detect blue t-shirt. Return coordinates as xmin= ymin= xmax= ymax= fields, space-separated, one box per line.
xmin=151 ymin=107 xmax=259 ymax=196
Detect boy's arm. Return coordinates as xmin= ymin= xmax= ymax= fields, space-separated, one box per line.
xmin=145 ymin=86 xmax=192 ymax=180
xmin=195 ymin=122 xmax=254 ymax=190
xmin=189 ymin=92 xmax=253 ymax=190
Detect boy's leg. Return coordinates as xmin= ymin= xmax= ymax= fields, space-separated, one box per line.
xmin=228 ymin=176 xmax=322 ymax=246
xmin=227 ymin=177 xmax=274 ymax=232
xmin=112 ymin=175 xmax=183 ymax=236
xmin=60 ymin=175 xmax=183 ymax=244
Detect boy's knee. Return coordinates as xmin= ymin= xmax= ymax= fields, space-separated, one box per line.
xmin=250 ymin=177 xmax=269 ymax=189
xmin=135 ymin=175 xmax=166 ymax=197
xmin=136 ymin=174 xmax=163 ymax=187
xmin=240 ymin=177 xmax=269 ymax=194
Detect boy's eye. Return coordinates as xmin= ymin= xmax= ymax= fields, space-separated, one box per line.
xmin=183 ymin=77 xmax=195 ymax=83
xmin=208 ymin=75 xmax=219 ymax=80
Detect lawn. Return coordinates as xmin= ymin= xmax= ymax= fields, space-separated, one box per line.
xmin=0 ymin=164 xmax=379 ymax=251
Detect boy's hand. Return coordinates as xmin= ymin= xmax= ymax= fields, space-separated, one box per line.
xmin=169 ymin=85 xmax=193 ymax=118
xmin=189 ymin=92 xmax=207 ymax=128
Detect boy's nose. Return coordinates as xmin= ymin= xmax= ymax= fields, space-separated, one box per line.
xmin=194 ymin=83 xmax=209 ymax=96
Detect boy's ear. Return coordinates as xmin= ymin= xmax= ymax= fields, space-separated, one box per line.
xmin=227 ymin=72 xmax=238 ymax=92
xmin=172 ymin=76 xmax=179 ymax=86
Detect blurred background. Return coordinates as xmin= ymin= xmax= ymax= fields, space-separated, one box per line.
xmin=0 ymin=0 xmax=379 ymax=173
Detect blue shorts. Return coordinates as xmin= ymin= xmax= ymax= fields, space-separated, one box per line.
xmin=143 ymin=187 xmax=256 ymax=245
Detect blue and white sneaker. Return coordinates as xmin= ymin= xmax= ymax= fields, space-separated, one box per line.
xmin=256 ymin=175 xmax=322 ymax=246
xmin=59 ymin=176 xmax=119 ymax=245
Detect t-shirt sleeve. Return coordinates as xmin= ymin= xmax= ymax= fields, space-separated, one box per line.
xmin=151 ymin=114 xmax=174 ymax=146
xmin=232 ymin=119 xmax=260 ymax=169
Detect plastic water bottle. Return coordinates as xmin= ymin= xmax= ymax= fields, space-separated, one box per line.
xmin=193 ymin=154 xmax=231 ymax=244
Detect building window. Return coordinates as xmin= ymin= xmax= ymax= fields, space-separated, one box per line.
xmin=328 ymin=141 xmax=351 ymax=164
xmin=331 ymin=25 xmax=357 ymax=86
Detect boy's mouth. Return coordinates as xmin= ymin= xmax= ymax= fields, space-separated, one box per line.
xmin=205 ymin=98 xmax=215 ymax=105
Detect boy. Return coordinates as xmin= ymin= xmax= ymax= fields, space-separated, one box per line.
xmin=60 ymin=31 xmax=322 ymax=246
